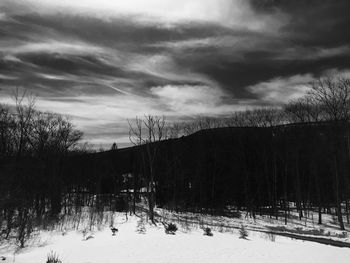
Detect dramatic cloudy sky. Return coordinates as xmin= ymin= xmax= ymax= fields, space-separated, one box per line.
xmin=1 ymin=0 xmax=350 ymax=147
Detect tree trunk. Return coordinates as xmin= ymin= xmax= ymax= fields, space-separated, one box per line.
xmin=295 ymin=155 xmax=303 ymax=220
xmin=334 ymin=156 xmax=345 ymax=230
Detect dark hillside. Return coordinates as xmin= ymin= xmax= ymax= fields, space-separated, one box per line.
xmin=60 ymin=121 xmax=350 ymax=223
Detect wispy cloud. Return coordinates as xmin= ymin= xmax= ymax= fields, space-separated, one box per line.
xmin=1 ymin=41 xmax=105 ymax=56
xmin=0 ymin=13 xmax=9 ymax=21
xmin=247 ymin=74 xmax=314 ymax=104
xmin=276 ymin=45 xmax=350 ymax=61
xmin=2 ymin=0 xmax=285 ymax=31
xmin=150 ymin=84 xmax=232 ymax=115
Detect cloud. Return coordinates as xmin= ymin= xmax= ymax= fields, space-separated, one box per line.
xmin=2 ymin=0 xmax=284 ymax=32
xmin=2 ymin=54 xmax=22 ymax=63
xmin=276 ymin=45 xmax=350 ymax=61
xmin=0 ymin=74 xmax=18 ymax=80
xmin=0 ymin=13 xmax=9 ymax=21
xmin=150 ymin=84 xmax=234 ymax=115
xmin=126 ymin=54 xmax=217 ymax=89
xmin=247 ymin=69 xmax=350 ymax=105
xmin=1 ymin=41 xmax=106 ymax=56
xmin=247 ymin=74 xmax=314 ymax=104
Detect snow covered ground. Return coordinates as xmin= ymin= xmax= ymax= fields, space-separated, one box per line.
xmin=155 ymin=207 xmax=350 ymax=243
xmin=1 ymin=212 xmax=350 ymax=263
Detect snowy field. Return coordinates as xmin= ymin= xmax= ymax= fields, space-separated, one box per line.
xmin=1 ymin=212 xmax=350 ymax=263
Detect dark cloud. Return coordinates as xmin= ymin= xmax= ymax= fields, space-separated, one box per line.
xmin=8 ymin=13 xmax=234 ymax=52
xmin=250 ymin=0 xmax=350 ymax=47
xmin=187 ymin=54 xmax=350 ymax=100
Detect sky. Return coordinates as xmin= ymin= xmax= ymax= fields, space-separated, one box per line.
xmin=1 ymin=0 xmax=350 ymax=147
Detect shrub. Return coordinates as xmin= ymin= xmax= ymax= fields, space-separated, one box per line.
xmin=111 ymin=227 xmax=118 ymax=236
xmin=165 ymin=223 xmax=178 ymax=235
xmin=16 ymin=210 xmax=34 ymax=248
xmin=267 ymin=233 xmax=276 ymax=242
xmin=338 ymin=231 xmax=348 ymax=238
xmin=136 ymin=219 xmax=146 ymax=234
xmin=203 ymin=227 xmax=213 ymax=236
xmin=46 ymin=251 xmax=62 ymax=263
xmin=239 ymin=224 xmax=248 ymax=239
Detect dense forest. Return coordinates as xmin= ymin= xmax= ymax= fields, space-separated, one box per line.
xmin=1 ymin=75 xmax=350 ymax=247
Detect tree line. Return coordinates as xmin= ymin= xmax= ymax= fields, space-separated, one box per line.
xmin=126 ymin=75 xmax=350 ymax=230
xmin=0 ymin=90 xmax=83 ymax=246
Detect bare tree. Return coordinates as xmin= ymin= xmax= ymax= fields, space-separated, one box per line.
xmin=227 ymin=108 xmax=284 ymax=127
xmin=285 ymin=95 xmax=322 ymax=123
xmin=0 ymin=104 xmax=16 ymax=157
xmin=128 ymin=115 xmax=167 ymax=223
xmin=167 ymin=122 xmax=183 ymax=139
xmin=182 ymin=121 xmax=199 ymax=135
xmin=253 ymin=107 xmax=284 ymax=127
xmin=308 ymin=75 xmax=350 ymax=121
xmin=307 ymin=75 xmax=350 ymax=230
xmin=29 ymin=112 xmax=83 ymax=156
xmin=13 ymin=89 xmax=36 ymax=158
